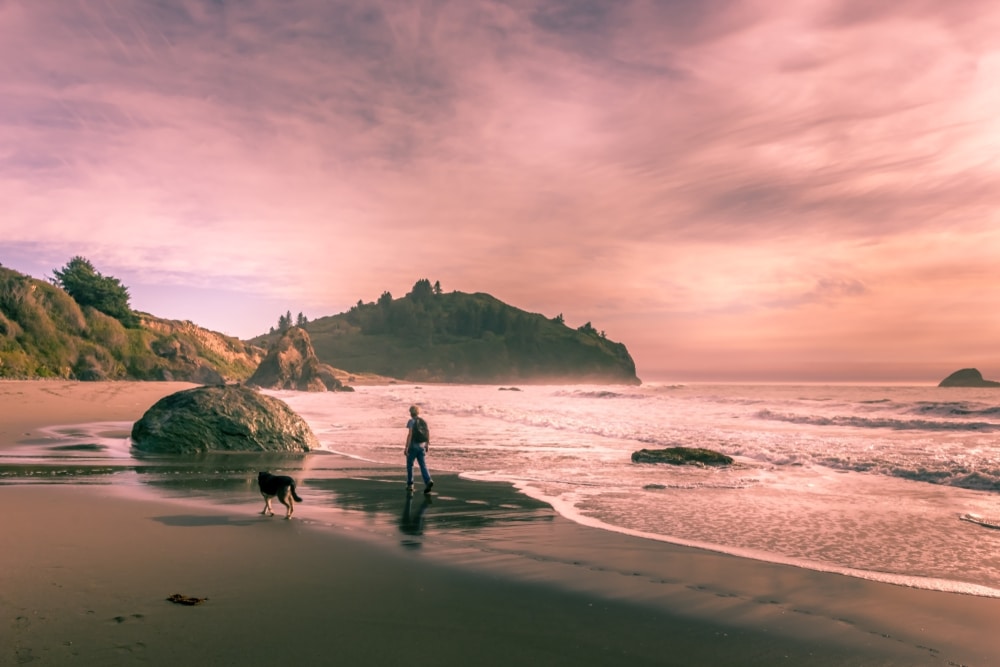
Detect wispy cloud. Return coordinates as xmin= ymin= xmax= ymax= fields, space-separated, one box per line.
xmin=2 ymin=0 xmax=999 ymax=380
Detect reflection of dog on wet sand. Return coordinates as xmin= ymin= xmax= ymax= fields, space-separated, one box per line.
xmin=258 ymin=471 xmax=303 ymax=519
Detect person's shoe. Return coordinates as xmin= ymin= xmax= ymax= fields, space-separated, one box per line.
xmin=424 ymin=481 xmax=434 ymax=494
xmin=406 ymin=484 xmax=414 ymax=493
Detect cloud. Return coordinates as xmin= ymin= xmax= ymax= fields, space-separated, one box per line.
xmin=2 ymin=0 xmax=1000 ymax=379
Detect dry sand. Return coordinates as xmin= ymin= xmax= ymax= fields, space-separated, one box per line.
xmin=1 ymin=380 xmax=997 ymax=666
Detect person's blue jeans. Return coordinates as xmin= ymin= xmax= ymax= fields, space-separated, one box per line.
xmin=406 ymin=444 xmax=432 ymax=486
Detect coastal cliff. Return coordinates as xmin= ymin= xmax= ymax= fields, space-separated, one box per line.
xmin=0 ymin=265 xmax=263 ymax=382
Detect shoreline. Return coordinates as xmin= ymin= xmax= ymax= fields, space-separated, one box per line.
xmin=2 ymin=380 xmax=998 ymax=665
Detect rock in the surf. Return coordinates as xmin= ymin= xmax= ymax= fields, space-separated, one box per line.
xmin=631 ymin=447 xmax=733 ymax=466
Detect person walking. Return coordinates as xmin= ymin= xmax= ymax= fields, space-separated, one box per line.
xmin=404 ymin=405 xmax=434 ymax=494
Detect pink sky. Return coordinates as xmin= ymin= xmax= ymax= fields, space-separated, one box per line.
xmin=3 ymin=1 xmax=1000 ymax=383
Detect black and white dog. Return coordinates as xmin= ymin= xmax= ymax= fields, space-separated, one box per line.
xmin=257 ymin=471 xmax=303 ymax=519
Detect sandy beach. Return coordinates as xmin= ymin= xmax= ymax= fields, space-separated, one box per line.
xmin=2 ymin=381 xmax=997 ymax=666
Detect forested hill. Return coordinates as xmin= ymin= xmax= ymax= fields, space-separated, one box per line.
xmin=252 ymin=280 xmax=641 ymax=385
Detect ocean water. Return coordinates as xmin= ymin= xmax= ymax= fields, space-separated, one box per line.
xmin=274 ymin=382 xmax=1000 ymax=598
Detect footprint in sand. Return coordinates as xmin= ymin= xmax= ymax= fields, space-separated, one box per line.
xmin=114 ymin=641 xmax=146 ymax=654
xmin=111 ymin=613 xmax=145 ymax=624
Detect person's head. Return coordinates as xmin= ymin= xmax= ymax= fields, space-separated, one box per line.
xmin=409 ymin=405 xmax=420 ymax=417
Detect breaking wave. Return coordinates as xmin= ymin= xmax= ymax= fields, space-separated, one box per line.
xmin=755 ymin=409 xmax=1000 ymax=432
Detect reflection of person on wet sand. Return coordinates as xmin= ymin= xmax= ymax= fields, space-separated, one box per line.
xmin=399 ymin=492 xmax=432 ymax=538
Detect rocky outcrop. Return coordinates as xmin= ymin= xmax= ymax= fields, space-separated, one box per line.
xmin=247 ymin=327 xmax=347 ymax=392
xmin=938 ymin=368 xmax=1000 ymax=388
xmin=131 ymin=385 xmax=319 ymax=454
xmin=631 ymin=447 xmax=733 ymax=466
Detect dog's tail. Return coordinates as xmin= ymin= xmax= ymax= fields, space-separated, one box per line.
xmin=291 ymin=485 xmax=303 ymax=503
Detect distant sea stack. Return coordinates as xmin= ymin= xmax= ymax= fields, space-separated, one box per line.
xmin=938 ymin=368 xmax=1000 ymax=388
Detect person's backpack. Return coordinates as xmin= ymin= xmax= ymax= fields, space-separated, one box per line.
xmin=411 ymin=416 xmax=429 ymax=444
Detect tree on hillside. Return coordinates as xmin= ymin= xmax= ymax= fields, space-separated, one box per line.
xmin=433 ymin=280 xmax=442 ymax=295
xmin=52 ymin=256 xmax=137 ymax=327
xmin=410 ymin=279 xmax=433 ymax=302
xmin=296 ymin=312 xmax=308 ymax=326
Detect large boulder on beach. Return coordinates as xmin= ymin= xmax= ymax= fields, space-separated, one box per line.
xmin=247 ymin=326 xmax=346 ymax=392
xmin=631 ymin=447 xmax=733 ymax=466
xmin=938 ymin=368 xmax=1000 ymax=388
xmin=131 ymin=385 xmax=319 ymax=454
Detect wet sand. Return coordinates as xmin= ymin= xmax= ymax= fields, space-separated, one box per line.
xmin=2 ymin=380 xmax=997 ymax=666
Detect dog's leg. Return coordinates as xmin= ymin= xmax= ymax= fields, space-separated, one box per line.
xmin=261 ymin=495 xmax=274 ymax=516
xmin=279 ymin=489 xmax=293 ymax=519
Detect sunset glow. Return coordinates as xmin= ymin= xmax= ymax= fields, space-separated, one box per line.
xmin=3 ymin=1 xmax=999 ymax=382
